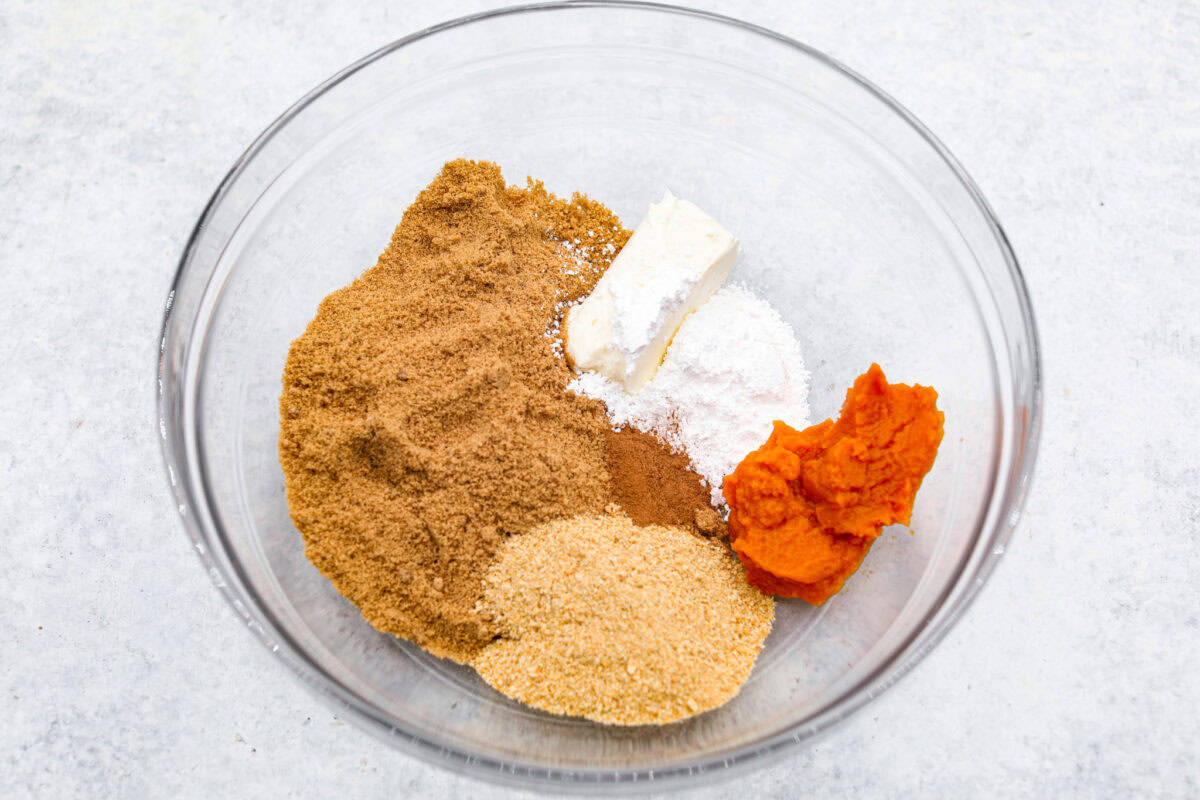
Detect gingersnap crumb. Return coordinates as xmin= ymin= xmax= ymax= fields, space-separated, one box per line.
xmin=472 ymin=514 xmax=774 ymax=725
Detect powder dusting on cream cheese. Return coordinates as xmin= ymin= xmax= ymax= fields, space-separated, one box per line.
xmin=569 ymin=283 xmax=811 ymax=505
xmin=564 ymin=193 xmax=738 ymax=392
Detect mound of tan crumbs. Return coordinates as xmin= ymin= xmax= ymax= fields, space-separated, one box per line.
xmin=472 ymin=513 xmax=774 ymax=725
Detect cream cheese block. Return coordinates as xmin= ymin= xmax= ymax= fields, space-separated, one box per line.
xmin=564 ymin=192 xmax=739 ymax=392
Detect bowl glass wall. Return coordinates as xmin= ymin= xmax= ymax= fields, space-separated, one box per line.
xmin=159 ymin=3 xmax=1040 ymax=791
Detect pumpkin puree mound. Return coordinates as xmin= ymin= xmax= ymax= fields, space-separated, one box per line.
xmin=723 ymin=363 xmax=944 ymax=604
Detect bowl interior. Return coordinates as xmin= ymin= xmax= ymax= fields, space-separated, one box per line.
xmin=170 ymin=3 xmax=1030 ymax=787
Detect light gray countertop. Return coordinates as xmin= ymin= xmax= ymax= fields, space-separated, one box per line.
xmin=2 ymin=1 xmax=1198 ymax=797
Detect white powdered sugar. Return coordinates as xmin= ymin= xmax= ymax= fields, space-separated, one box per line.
xmin=568 ymin=283 xmax=811 ymax=505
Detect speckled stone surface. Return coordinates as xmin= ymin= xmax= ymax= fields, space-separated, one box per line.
xmin=2 ymin=1 xmax=1198 ymax=797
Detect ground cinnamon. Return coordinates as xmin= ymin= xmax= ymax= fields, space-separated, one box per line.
xmin=604 ymin=427 xmax=726 ymax=538
xmin=279 ymin=160 xmax=630 ymax=663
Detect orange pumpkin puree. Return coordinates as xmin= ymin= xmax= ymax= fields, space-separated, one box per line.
xmin=723 ymin=364 xmax=944 ymax=604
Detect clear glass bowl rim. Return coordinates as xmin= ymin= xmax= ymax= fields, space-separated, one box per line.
xmin=156 ymin=0 xmax=1043 ymax=791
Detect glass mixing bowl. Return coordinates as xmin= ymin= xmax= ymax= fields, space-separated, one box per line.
xmin=157 ymin=2 xmax=1041 ymax=792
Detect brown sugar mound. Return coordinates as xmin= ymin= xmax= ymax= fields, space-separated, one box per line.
xmin=279 ymin=159 xmax=630 ymax=663
xmin=605 ymin=427 xmax=727 ymax=538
